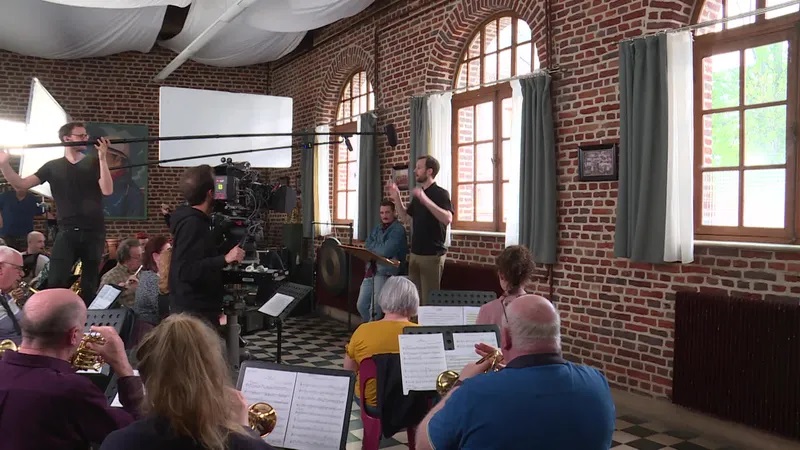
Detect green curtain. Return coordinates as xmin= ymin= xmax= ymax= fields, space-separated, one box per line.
xmin=409 ymin=97 xmax=429 ymax=190
xmin=357 ymin=113 xmax=380 ymax=239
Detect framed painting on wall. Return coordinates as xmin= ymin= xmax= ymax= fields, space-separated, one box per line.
xmin=578 ymin=143 xmax=619 ymax=182
xmin=85 ymin=122 xmax=148 ymax=219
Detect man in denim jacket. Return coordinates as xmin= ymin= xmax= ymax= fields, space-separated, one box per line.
xmin=357 ymin=199 xmax=408 ymax=322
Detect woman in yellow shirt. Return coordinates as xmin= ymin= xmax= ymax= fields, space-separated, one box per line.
xmin=344 ymin=276 xmax=419 ymax=413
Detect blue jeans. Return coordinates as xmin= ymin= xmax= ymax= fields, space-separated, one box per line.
xmin=357 ymin=275 xmax=387 ymax=322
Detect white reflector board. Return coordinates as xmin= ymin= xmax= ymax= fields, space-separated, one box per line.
xmin=158 ymin=87 xmax=292 ymax=168
xmin=22 ymin=78 xmax=70 ymax=198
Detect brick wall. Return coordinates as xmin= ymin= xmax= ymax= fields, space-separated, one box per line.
xmin=268 ymin=0 xmax=800 ymax=399
xmin=0 ymin=46 xmax=269 ymax=239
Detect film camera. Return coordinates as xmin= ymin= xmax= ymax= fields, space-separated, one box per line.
xmin=212 ymin=158 xmax=297 ymax=260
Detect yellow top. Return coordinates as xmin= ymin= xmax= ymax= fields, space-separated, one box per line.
xmin=345 ymin=320 xmax=418 ymax=407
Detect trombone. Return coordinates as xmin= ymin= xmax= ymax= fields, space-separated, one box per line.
xmin=436 ymin=349 xmax=505 ymax=396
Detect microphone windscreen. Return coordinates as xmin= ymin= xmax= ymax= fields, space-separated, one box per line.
xmin=385 ymin=124 xmax=398 ymax=147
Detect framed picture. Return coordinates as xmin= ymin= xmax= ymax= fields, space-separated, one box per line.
xmin=85 ymin=122 xmax=148 ymax=219
xmin=578 ymin=143 xmax=619 ymax=182
xmin=392 ymin=164 xmax=409 ymax=190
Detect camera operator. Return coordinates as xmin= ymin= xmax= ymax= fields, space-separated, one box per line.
xmin=169 ymin=165 xmax=244 ymax=328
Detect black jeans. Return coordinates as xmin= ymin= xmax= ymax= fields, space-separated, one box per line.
xmin=47 ymin=228 xmax=105 ymax=306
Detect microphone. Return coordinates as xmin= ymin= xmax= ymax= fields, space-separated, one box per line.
xmin=385 ymin=124 xmax=398 ymax=147
xmin=344 ymin=136 xmax=354 ymax=152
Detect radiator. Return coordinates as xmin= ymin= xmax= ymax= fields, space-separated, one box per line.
xmin=673 ymin=291 xmax=800 ymax=440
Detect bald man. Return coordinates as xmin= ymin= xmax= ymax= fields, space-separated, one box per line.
xmin=0 ymin=289 xmax=144 ymax=449
xmin=22 ymin=231 xmax=49 ymax=282
xmin=416 ymin=295 xmax=616 ymax=450
xmin=0 ymin=246 xmax=24 ymax=345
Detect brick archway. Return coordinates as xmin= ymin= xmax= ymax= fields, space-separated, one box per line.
xmin=423 ymin=0 xmax=547 ymax=92
xmin=316 ymin=46 xmax=376 ymax=124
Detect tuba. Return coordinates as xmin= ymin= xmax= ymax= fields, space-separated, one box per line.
xmin=248 ymin=402 xmax=277 ymax=437
xmin=69 ymin=332 xmax=105 ymax=371
xmin=435 ymin=349 xmax=505 ymax=396
xmin=70 ymin=261 xmax=82 ymax=296
xmin=10 ymin=281 xmax=38 ymax=308
xmin=0 ymin=339 xmax=17 ymax=356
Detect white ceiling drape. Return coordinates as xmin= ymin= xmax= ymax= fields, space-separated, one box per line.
xmin=0 ymin=0 xmax=166 ymax=59
xmin=0 ymin=0 xmax=375 ymax=67
xmin=244 ymin=0 xmax=375 ymax=33
xmin=42 ymin=0 xmax=190 ymax=8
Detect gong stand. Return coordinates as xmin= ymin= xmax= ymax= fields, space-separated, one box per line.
xmin=312 ymin=222 xmax=356 ymax=330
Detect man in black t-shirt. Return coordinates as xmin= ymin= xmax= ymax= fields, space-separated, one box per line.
xmin=0 ymin=122 xmax=113 ymax=305
xmin=389 ymin=155 xmax=453 ymax=305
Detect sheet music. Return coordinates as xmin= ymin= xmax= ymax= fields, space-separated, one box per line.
xmin=283 ymin=373 xmax=350 ymax=450
xmin=444 ymin=348 xmax=477 ymax=373
xmin=258 ymin=293 xmax=295 ymax=317
xmin=398 ymin=334 xmax=447 ymax=394
xmin=462 ymin=307 xmax=481 ymax=325
xmin=88 ymin=285 xmax=121 ymax=310
xmin=240 ymin=368 xmax=298 ymax=447
xmin=452 ymin=332 xmax=499 ymax=351
xmin=417 ymin=306 xmax=464 ymax=326
xmin=110 ymin=370 xmax=140 ymax=407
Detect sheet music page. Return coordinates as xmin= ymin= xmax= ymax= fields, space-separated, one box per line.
xmin=452 ymin=332 xmax=499 ymax=351
xmin=88 ymin=285 xmax=121 ymax=310
xmin=444 ymin=348 xmax=477 ymax=373
xmin=283 ymin=373 xmax=351 ymax=450
xmin=417 ymin=306 xmax=465 ymax=326
xmin=462 ymin=307 xmax=481 ymax=325
xmin=258 ymin=293 xmax=295 ymax=317
xmin=398 ymin=333 xmax=447 ymax=394
xmin=110 ymin=370 xmax=140 ymax=407
xmin=240 ymin=368 xmax=298 ymax=448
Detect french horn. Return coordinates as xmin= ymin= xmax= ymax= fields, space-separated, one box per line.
xmin=0 ymin=339 xmax=17 ymax=356
xmin=69 ymin=332 xmax=105 ymax=371
xmin=435 ymin=349 xmax=505 ymax=395
xmin=248 ymin=402 xmax=277 ymax=437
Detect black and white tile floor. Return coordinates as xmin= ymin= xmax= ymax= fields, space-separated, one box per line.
xmin=243 ymin=315 xmax=740 ymax=450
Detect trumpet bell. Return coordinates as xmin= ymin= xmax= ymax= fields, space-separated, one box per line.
xmin=436 ymin=370 xmax=460 ymax=396
xmin=0 ymin=339 xmax=18 ymax=356
xmin=70 ymin=333 xmax=105 ymax=371
xmin=248 ymin=402 xmax=277 ymax=437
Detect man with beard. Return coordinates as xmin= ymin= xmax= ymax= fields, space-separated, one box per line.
xmin=388 ymin=155 xmax=453 ymax=305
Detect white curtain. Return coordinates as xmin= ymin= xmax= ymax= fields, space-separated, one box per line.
xmin=426 ymin=93 xmax=453 ymax=246
xmin=314 ymin=125 xmax=332 ymax=237
xmin=42 ymin=0 xmax=189 ymax=7
xmin=352 ymin=117 xmax=363 ymax=240
xmin=664 ymin=31 xmax=694 ymax=263
xmin=244 ymin=0 xmax=375 ymax=33
xmin=505 ymin=80 xmax=524 ymax=246
xmin=0 ymin=0 xmax=165 ymax=59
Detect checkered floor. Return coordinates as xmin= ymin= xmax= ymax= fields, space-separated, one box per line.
xmin=243 ymin=314 xmax=741 ymax=450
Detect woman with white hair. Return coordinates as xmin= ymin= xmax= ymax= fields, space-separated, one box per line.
xmin=344 ymin=276 xmax=419 ymax=415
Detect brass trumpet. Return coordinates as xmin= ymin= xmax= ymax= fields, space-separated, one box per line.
xmin=70 ymin=261 xmax=82 ymax=296
xmin=0 ymin=339 xmax=17 ymax=356
xmin=435 ymin=349 xmax=505 ymax=396
xmin=248 ymin=402 xmax=277 ymax=437
xmin=10 ymin=280 xmax=38 ymax=308
xmin=69 ymin=332 xmax=106 ymax=371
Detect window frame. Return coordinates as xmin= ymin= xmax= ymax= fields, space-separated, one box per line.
xmin=450 ymin=12 xmax=534 ymax=232
xmin=692 ymin=12 xmax=800 ymax=243
xmin=331 ymin=121 xmax=358 ymax=225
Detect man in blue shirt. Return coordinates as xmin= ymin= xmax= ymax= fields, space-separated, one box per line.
xmin=356 ymin=199 xmax=408 ymax=322
xmin=416 ymin=294 xmax=616 ymax=450
xmin=0 ymin=188 xmax=43 ymax=251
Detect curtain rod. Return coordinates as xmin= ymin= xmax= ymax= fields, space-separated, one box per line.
xmin=622 ymin=0 xmax=800 ymax=42
xmin=409 ymin=67 xmax=562 ymax=99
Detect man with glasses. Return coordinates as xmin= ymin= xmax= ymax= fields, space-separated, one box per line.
xmin=0 ymin=122 xmax=113 ymax=306
xmin=0 ymin=246 xmax=26 ymax=345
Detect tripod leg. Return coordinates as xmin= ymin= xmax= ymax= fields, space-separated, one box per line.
xmin=226 ymin=311 xmax=239 ymax=371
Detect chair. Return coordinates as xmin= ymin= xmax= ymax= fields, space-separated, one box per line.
xmin=358 ymin=357 xmax=416 ymax=450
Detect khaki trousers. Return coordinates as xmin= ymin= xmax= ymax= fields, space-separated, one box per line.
xmin=408 ymin=253 xmax=446 ymax=305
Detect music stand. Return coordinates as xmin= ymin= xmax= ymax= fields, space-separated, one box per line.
xmin=403 ymin=325 xmax=501 ymax=351
xmin=340 ymin=244 xmax=400 ymax=328
xmin=427 ymin=290 xmax=496 ymax=306
xmin=257 ymin=282 xmax=313 ymax=363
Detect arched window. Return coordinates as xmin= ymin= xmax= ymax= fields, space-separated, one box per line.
xmin=333 ymin=70 xmax=374 ymax=222
xmin=451 ymin=15 xmax=539 ymax=232
xmin=693 ymin=0 xmax=799 ymax=243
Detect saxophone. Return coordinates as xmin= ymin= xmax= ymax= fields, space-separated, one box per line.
xmin=70 ymin=260 xmax=82 ymax=296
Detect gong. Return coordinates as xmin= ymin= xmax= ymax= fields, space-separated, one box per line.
xmin=318 ymin=237 xmax=348 ymax=296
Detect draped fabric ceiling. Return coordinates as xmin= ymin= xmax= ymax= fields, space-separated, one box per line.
xmin=0 ymin=0 xmax=374 ymax=67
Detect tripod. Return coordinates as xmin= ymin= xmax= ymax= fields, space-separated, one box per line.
xmin=222 ymin=286 xmax=251 ymax=373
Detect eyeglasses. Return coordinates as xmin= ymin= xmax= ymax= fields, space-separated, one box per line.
xmin=70 ymin=134 xmax=89 ymax=139
xmin=1 ymin=262 xmax=24 ymax=273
